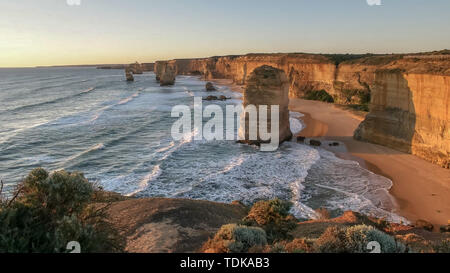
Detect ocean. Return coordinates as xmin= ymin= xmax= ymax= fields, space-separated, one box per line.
xmin=0 ymin=67 xmax=406 ymax=222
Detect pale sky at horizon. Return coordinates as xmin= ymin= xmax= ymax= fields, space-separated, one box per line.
xmin=0 ymin=0 xmax=449 ymax=67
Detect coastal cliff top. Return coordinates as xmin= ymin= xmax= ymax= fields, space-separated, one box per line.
xmin=158 ymin=50 xmax=450 ymax=76
xmin=341 ymin=50 xmax=450 ymax=75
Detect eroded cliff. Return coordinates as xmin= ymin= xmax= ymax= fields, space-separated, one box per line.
xmin=155 ymin=52 xmax=450 ymax=168
xmin=355 ymin=71 xmax=450 ymax=168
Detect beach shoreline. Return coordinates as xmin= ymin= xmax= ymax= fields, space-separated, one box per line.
xmin=213 ymin=78 xmax=450 ymax=229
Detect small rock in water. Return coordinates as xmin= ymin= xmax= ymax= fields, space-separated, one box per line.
xmin=329 ymin=142 xmax=339 ymax=146
xmin=205 ymin=82 xmax=216 ymax=91
xmin=415 ymin=219 xmax=434 ymax=231
xmin=297 ymin=136 xmax=305 ymax=143
xmin=309 ymin=139 xmax=322 ymax=146
xmin=203 ymin=95 xmax=218 ymax=101
xmin=203 ymin=95 xmax=230 ymax=101
xmin=125 ymin=68 xmax=134 ymax=82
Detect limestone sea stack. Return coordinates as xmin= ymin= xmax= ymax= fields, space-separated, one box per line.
xmin=159 ymin=62 xmax=177 ymax=86
xmin=129 ymin=62 xmax=143 ymax=74
xmin=154 ymin=61 xmax=166 ymax=82
xmin=125 ymin=68 xmax=134 ymax=82
xmin=239 ymin=65 xmax=292 ymax=148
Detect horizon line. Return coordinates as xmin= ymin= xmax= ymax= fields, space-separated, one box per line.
xmin=1 ymin=49 xmax=448 ymax=69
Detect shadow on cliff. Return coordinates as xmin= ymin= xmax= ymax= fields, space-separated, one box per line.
xmin=296 ymin=72 xmax=417 ymax=156
xmin=352 ymin=71 xmax=417 ymax=155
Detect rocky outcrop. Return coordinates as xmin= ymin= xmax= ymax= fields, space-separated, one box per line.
xmin=129 ymin=62 xmax=143 ymax=74
xmin=355 ymin=70 xmax=450 ymax=168
xmin=159 ymin=61 xmax=177 ymax=86
xmin=125 ymin=68 xmax=134 ymax=82
xmin=106 ymin=198 xmax=247 ymax=253
xmin=154 ymin=61 xmax=166 ymax=82
xmin=205 ymin=82 xmax=216 ymax=91
xmin=239 ymin=65 xmax=292 ymax=148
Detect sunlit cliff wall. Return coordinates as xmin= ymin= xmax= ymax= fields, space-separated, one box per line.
xmin=158 ymin=53 xmax=450 ymax=167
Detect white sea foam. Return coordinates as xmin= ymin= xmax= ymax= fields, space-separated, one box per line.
xmin=80 ymin=87 xmax=96 ymax=94
xmin=118 ymin=91 xmax=140 ymax=105
xmin=125 ymin=165 xmax=162 ymax=196
xmin=301 ymin=149 xmax=408 ymax=223
xmin=60 ymin=143 xmax=105 ymax=166
xmin=89 ymin=91 xmax=141 ymax=122
xmin=289 ymin=118 xmax=304 ymax=135
xmin=183 ymin=86 xmax=195 ymax=97
xmin=138 ymin=141 xmax=322 ymax=220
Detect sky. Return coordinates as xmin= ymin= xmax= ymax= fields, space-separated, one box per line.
xmin=0 ymin=0 xmax=449 ymax=67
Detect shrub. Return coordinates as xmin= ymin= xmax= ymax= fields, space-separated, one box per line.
xmin=0 ymin=168 xmax=124 ymax=253
xmin=284 ymin=238 xmax=313 ymax=253
xmin=313 ymin=225 xmax=405 ymax=253
xmin=242 ymin=199 xmax=297 ymax=242
xmin=303 ymin=90 xmax=334 ymax=103
xmin=202 ymin=224 xmax=267 ymax=253
xmin=433 ymin=239 xmax=450 ymax=253
xmin=345 ymin=225 xmax=406 ymax=253
xmin=313 ymin=226 xmax=348 ymax=253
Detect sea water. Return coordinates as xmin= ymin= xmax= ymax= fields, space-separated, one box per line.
xmin=0 ymin=67 xmax=406 ymax=223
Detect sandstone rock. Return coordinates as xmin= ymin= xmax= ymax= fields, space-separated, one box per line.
xmin=125 ymin=68 xmax=134 ymax=82
xmin=159 ymin=62 xmax=176 ymax=86
xmin=205 ymin=82 xmax=216 ymax=91
xmin=154 ymin=61 xmax=166 ymax=82
xmin=310 ymin=139 xmax=322 ymax=146
xmin=415 ymin=219 xmax=434 ymax=231
xmin=203 ymin=95 xmax=218 ymax=101
xmin=239 ymin=65 xmax=292 ymax=148
xmin=354 ymin=71 xmax=450 ymax=169
xmin=106 ymin=198 xmax=247 ymax=253
xmin=129 ymin=62 xmax=143 ymax=74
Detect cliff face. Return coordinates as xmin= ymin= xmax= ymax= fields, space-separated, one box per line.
xmin=175 ymin=54 xmax=340 ymax=99
xmin=355 ymin=71 xmax=450 ymax=168
xmin=158 ymin=52 xmax=450 ymax=167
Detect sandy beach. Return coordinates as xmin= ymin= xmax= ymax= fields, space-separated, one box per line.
xmin=290 ymin=98 xmax=450 ymax=228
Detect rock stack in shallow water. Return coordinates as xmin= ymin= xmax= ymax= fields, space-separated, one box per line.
xmin=205 ymin=82 xmax=216 ymax=91
xmin=125 ymin=68 xmax=134 ymax=82
xmin=159 ymin=62 xmax=177 ymax=86
xmin=239 ymin=65 xmax=292 ymax=149
xmin=154 ymin=61 xmax=165 ymax=82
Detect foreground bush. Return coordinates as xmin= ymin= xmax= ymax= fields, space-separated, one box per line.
xmin=433 ymin=239 xmax=450 ymax=253
xmin=241 ymin=199 xmax=297 ymax=242
xmin=313 ymin=225 xmax=406 ymax=253
xmin=0 ymin=168 xmax=124 ymax=253
xmin=202 ymin=224 xmax=267 ymax=253
xmin=313 ymin=226 xmax=348 ymax=253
